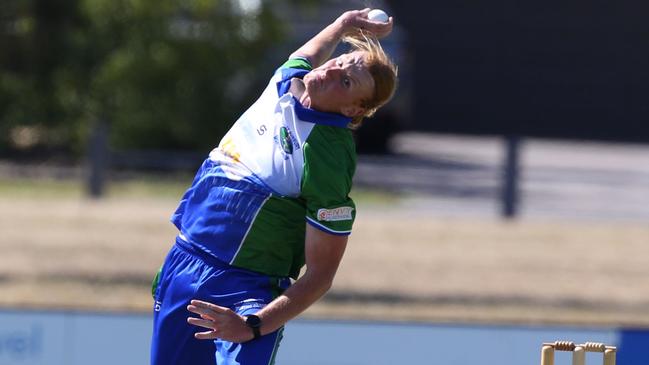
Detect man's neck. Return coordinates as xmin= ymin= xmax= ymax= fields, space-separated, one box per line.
xmin=289 ymin=78 xmax=311 ymax=108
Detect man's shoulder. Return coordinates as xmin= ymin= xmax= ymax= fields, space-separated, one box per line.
xmin=273 ymin=57 xmax=312 ymax=96
xmin=280 ymin=57 xmax=313 ymax=71
xmin=309 ymin=124 xmax=355 ymax=146
xmin=305 ymin=124 xmax=356 ymax=167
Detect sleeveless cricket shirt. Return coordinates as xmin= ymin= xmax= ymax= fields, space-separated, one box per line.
xmin=171 ymin=58 xmax=357 ymax=279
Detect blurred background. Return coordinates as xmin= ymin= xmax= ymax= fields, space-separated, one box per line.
xmin=1 ymin=0 xmax=648 ymax=363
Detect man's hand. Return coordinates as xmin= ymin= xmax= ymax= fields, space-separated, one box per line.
xmin=337 ymin=8 xmax=393 ymax=39
xmin=187 ymin=300 xmax=254 ymax=343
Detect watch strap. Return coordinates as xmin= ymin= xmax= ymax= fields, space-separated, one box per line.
xmin=246 ymin=314 xmax=262 ymax=340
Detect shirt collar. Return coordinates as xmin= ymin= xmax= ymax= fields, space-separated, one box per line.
xmin=292 ymin=97 xmax=352 ymax=129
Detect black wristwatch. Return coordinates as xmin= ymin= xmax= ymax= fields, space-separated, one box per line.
xmin=245 ymin=314 xmax=262 ymax=340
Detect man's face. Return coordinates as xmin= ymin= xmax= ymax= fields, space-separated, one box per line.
xmin=303 ymin=51 xmax=375 ymax=117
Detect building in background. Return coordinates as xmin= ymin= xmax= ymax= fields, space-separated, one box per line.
xmin=388 ymin=1 xmax=649 ymax=143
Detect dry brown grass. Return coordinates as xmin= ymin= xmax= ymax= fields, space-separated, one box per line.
xmin=2 ymin=191 xmax=649 ymax=327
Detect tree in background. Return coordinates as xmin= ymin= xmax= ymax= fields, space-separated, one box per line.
xmin=0 ymin=0 xmax=289 ymax=158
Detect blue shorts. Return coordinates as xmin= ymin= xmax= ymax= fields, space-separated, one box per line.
xmin=150 ymin=237 xmax=291 ymax=365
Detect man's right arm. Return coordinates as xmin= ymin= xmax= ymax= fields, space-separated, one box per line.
xmin=289 ymin=9 xmax=393 ymax=68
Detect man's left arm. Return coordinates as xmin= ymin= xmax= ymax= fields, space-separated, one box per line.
xmin=187 ymin=224 xmax=347 ymax=342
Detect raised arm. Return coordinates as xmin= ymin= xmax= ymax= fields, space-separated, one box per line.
xmin=290 ymin=8 xmax=393 ymax=68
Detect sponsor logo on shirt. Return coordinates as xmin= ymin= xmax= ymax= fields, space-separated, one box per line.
xmin=279 ymin=127 xmax=294 ymax=154
xmin=317 ymin=207 xmax=354 ymax=222
xmin=274 ymin=126 xmax=300 ymax=160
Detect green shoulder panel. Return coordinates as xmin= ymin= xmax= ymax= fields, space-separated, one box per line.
xmin=281 ymin=57 xmax=313 ymax=71
xmin=300 ymin=125 xmax=357 ymax=234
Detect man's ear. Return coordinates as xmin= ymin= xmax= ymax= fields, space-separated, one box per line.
xmin=341 ymin=104 xmax=366 ymax=118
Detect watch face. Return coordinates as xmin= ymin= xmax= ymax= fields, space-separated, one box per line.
xmin=246 ymin=315 xmax=261 ymax=328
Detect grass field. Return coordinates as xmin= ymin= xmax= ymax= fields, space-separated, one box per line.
xmin=2 ymin=174 xmax=649 ymax=327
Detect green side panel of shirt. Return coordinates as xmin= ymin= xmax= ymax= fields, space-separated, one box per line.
xmin=231 ymin=196 xmax=307 ymax=279
xmin=301 ymin=124 xmax=357 ymax=233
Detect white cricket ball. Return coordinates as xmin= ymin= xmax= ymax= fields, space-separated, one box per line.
xmin=368 ymin=9 xmax=389 ymax=23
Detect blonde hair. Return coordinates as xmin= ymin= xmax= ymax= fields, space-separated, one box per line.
xmin=343 ymin=32 xmax=398 ymax=129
